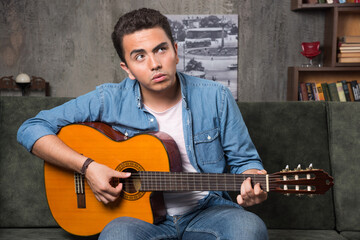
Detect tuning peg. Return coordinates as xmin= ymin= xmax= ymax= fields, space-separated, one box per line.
xmin=296 ymin=164 xmax=301 ymax=170
xmin=285 ymin=193 xmax=290 ymax=197
xmin=282 ymin=165 xmax=289 ymax=172
xmin=308 ymin=163 xmax=313 ymax=170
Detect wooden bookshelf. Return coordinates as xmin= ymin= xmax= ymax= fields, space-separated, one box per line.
xmin=288 ymin=1 xmax=360 ymax=101
xmin=291 ymin=1 xmax=360 ymax=11
xmin=324 ymin=6 xmax=360 ymax=67
xmin=287 ymin=66 xmax=360 ymax=100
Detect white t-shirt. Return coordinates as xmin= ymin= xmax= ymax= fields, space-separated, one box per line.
xmin=144 ymin=100 xmax=208 ymax=216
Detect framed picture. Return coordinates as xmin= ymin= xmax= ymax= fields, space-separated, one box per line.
xmin=166 ymin=14 xmax=239 ymax=100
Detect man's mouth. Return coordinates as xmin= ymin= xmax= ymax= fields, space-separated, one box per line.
xmin=152 ymin=73 xmax=166 ymax=82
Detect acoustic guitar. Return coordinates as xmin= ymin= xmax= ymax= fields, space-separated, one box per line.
xmin=44 ymin=122 xmax=334 ymax=236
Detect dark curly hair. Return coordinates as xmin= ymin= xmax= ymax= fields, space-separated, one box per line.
xmin=112 ymin=8 xmax=175 ymax=65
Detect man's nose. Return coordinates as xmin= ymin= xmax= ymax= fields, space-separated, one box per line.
xmin=149 ymin=55 xmax=162 ymax=71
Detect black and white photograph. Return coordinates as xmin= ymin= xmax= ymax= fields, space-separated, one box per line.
xmin=166 ymin=14 xmax=238 ymax=99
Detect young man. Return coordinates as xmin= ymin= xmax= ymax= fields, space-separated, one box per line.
xmin=18 ymin=8 xmax=268 ymax=239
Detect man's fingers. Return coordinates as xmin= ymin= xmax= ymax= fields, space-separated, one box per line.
xmin=254 ymin=183 xmax=262 ymax=195
xmin=254 ymin=183 xmax=268 ymax=204
xmin=116 ymin=171 xmax=131 ymax=178
xmin=244 ymin=177 xmax=255 ymax=198
xmin=236 ymin=194 xmax=245 ymax=206
xmin=238 ymin=177 xmax=268 ymax=207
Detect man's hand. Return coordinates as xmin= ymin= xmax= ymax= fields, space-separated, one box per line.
xmin=236 ymin=169 xmax=268 ymax=207
xmin=85 ymin=161 xmax=131 ymax=204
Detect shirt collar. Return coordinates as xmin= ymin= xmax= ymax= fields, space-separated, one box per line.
xmin=134 ymin=71 xmax=188 ymax=109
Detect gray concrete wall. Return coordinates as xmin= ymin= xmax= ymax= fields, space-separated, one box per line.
xmin=0 ymin=0 xmax=325 ymax=100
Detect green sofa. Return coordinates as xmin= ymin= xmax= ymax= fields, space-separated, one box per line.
xmin=0 ymin=96 xmax=359 ymax=240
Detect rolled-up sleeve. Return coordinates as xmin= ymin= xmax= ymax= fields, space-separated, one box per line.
xmin=219 ymin=88 xmax=264 ymax=174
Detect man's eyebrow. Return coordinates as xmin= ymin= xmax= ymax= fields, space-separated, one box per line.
xmin=130 ymin=48 xmax=145 ymax=57
xmin=129 ymin=42 xmax=169 ymax=57
xmin=152 ymin=42 xmax=168 ymax=52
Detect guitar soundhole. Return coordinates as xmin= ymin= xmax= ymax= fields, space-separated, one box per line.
xmin=122 ymin=168 xmax=139 ymax=194
xmin=115 ymin=161 xmax=145 ymax=201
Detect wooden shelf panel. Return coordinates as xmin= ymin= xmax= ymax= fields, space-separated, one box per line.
xmin=297 ymin=70 xmax=359 ymax=83
xmin=293 ymin=66 xmax=360 ymax=71
xmin=291 ymin=0 xmax=360 ymax=11
xmin=335 ymin=63 xmax=360 ymax=67
xmin=287 ymin=67 xmax=360 ymax=100
xmin=338 ymin=10 xmax=360 ymax=36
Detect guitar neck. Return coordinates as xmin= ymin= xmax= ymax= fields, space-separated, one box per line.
xmin=123 ymin=172 xmax=271 ymax=192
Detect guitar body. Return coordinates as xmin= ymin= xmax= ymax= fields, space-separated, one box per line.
xmin=44 ymin=123 xmax=181 ymax=236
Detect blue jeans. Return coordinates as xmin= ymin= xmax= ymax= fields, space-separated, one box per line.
xmin=99 ymin=193 xmax=268 ymax=240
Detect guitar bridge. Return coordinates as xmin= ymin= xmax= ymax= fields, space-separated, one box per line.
xmin=74 ymin=172 xmax=86 ymax=208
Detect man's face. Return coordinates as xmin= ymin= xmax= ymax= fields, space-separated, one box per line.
xmin=120 ymin=27 xmax=179 ymax=96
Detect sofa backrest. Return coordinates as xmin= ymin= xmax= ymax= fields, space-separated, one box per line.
xmin=327 ymin=102 xmax=360 ymax=232
xmin=2 ymin=97 xmax=356 ymax=232
xmin=237 ymin=102 xmax=335 ymax=230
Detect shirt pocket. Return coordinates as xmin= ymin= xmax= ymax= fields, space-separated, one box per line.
xmin=194 ymin=128 xmax=224 ymax=164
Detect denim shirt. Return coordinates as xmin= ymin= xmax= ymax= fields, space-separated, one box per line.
xmin=17 ymin=72 xmax=263 ymax=176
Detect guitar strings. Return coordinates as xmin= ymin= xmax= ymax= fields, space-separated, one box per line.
xmin=112 ymin=172 xmax=305 ymax=191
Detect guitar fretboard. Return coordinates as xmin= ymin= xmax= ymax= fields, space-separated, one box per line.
xmin=123 ymin=172 xmax=271 ymax=192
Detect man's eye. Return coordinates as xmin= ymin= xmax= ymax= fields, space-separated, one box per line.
xmin=158 ymin=47 xmax=166 ymax=53
xmin=135 ymin=55 xmax=144 ymax=61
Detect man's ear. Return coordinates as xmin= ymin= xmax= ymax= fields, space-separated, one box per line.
xmin=174 ymin=42 xmax=179 ymax=64
xmin=120 ymin=62 xmax=136 ymax=80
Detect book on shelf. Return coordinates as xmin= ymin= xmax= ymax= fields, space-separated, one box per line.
xmin=312 ymin=83 xmax=320 ymax=101
xmin=298 ymin=80 xmax=360 ymax=102
xmin=339 ymin=43 xmax=360 ymax=47
xmin=347 ymin=82 xmax=355 ymax=101
xmin=316 ymin=83 xmax=325 ymax=101
xmin=306 ymin=83 xmax=315 ymax=100
xmin=341 ymin=80 xmax=351 ymax=102
xmin=336 ymin=82 xmax=346 ymax=102
xmin=351 ymin=80 xmax=360 ymax=101
xmin=328 ymin=83 xmax=340 ymax=101
xmin=338 ymin=57 xmax=360 ymax=63
xmin=338 ymin=38 xmax=360 ymax=62
xmin=338 ymin=52 xmax=360 ymax=58
xmin=339 ymin=47 xmax=360 ymax=51
xmin=339 ymin=49 xmax=360 ymax=53
xmin=321 ymin=83 xmax=331 ymax=101
xmin=300 ymin=83 xmax=308 ymax=101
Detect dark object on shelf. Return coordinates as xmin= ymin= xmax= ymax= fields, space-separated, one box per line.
xmin=0 ymin=75 xmax=50 ymax=96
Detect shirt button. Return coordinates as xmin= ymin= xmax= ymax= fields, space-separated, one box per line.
xmin=125 ymin=132 xmax=128 ymax=136
xmin=207 ymin=135 xmax=211 ymax=140
xmin=150 ymin=118 xmax=154 ymax=122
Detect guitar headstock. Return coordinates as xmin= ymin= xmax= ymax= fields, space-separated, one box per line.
xmin=271 ymin=164 xmax=334 ymax=196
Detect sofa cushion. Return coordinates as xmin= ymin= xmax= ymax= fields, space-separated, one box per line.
xmin=235 ymin=102 xmax=335 ymax=230
xmin=0 ymin=228 xmax=346 ymax=240
xmin=268 ymin=229 xmax=347 ymax=240
xmin=340 ymin=231 xmax=360 ymax=240
xmin=0 ymin=97 xmax=71 ymax=227
xmin=0 ymin=228 xmax=98 ymax=240
xmin=327 ymin=102 xmax=360 ymax=232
